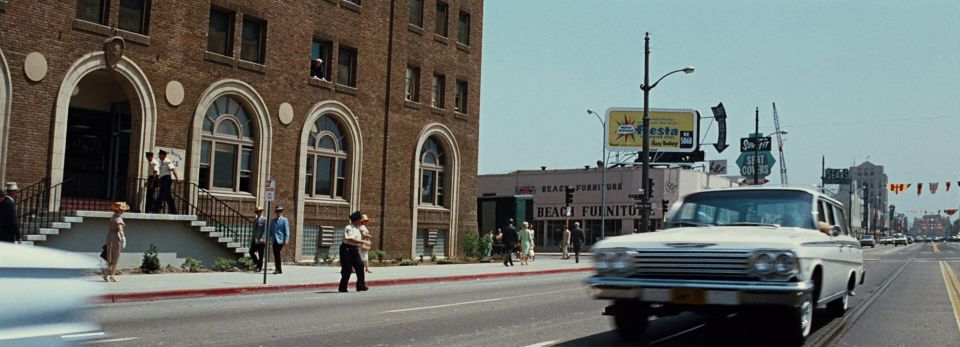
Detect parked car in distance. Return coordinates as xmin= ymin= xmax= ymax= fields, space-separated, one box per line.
xmin=906 ymin=236 xmax=914 ymax=244
xmin=878 ymin=237 xmax=891 ymax=245
xmin=0 ymin=243 xmax=106 ymax=346
xmin=588 ymin=187 xmax=863 ymax=346
xmin=859 ymin=235 xmax=876 ymax=248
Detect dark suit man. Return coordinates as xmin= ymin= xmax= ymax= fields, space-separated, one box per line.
xmin=501 ymin=220 xmax=519 ymax=267
xmin=0 ymin=189 xmax=21 ymax=243
xmin=571 ymin=222 xmax=586 ymax=263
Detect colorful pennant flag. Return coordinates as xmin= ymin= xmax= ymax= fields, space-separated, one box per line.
xmin=917 ymin=183 xmax=923 ymax=196
xmin=946 ymin=209 xmax=958 ymax=216
xmin=931 ymin=182 xmax=939 ymax=194
xmin=947 ymin=182 xmax=952 ymax=192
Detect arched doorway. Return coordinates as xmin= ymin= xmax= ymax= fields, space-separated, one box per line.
xmin=53 ymin=52 xmax=156 ymax=210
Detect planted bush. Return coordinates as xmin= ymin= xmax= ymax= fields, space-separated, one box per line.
xmin=369 ymin=250 xmax=389 ymax=263
xmin=236 ymin=257 xmax=256 ymax=271
xmin=213 ymin=257 xmax=237 ymax=271
xmin=140 ymin=243 xmax=161 ymax=274
xmin=437 ymin=259 xmax=455 ymax=265
xmin=398 ymin=259 xmax=419 ymax=266
xmin=181 ymin=257 xmax=205 ymax=272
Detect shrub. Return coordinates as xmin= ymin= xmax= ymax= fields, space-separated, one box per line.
xmin=394 ymin=257 xmax=404 ymax=263
xmin=398 ymin=259 xmax=419 ymax=266
xmin=369 ymin=250 xmax=389 ymax=263
xmin=140 ymin=243 xmax=161 ymax=274
xmin=236 ymin=256 xmax=256 ymax=271
xmin=181 ymin=257 xmax=205 ymax=272
xmin=462 ymin=232 xmax=482 ymax=258
xmin=437 ymin=259 xmax=455 ymax=265
xmin=430 ymin=254 xmax=438 ymax=262
xmin=213 ymin=257 xmax=237 ymax=271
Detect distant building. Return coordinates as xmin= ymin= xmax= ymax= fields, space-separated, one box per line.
xmin=913 ymin=215 xmax=951 ymax=238
xmin=837 ymin=161 xmax=888 ymax=231
xmin=478 ymin=166 xmax=738 ymax=247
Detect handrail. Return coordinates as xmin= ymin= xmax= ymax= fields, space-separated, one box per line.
xmin=171 ymin=182 xmax=254 ymax=244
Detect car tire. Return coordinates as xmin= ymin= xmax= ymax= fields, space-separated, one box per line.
xmin=773 ymin=295 xmax=813 ymax=346
xmin=827 ymin=290 xmax=849 ymax=317
xmin=612 ymin=300 xmax=650 ymax=341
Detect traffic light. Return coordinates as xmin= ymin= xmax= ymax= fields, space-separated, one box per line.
xmin=662 ymin=200 xmax=670 ymax=214
xmin=647 ymin=178 xmax=655 ymax=198
xmin=565 ymin=186 xmax=575 ymax=206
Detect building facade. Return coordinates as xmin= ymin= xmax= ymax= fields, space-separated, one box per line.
xmin=0 ymin=0 xmax=482 ymax=260
xmin=478 ymin=166 xmax=738 ymax=247
xmin=837 ymin=161 xmax=888 ymax=231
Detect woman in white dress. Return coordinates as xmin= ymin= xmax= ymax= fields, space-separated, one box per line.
xmin=360 ymin=214 xmax=373 ymax=273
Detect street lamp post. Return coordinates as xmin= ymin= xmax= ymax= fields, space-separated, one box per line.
xmin=586 ymin=109 xmax=607 ymax=239
xmin=639 ymin=32 xmax=694 ymax=233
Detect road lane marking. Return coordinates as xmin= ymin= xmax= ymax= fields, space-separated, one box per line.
xmin=523 ymin=340 xmax=558 ymax=347
xmin=80 ymin=337 xmax=140 ymax=345
xmin=934 ymin=243 xmax=940 ymax=253
xmin=384 ymin=288 xmax=581 ymax=313
xmin=939 ymin=261 xmax=960 ymax=333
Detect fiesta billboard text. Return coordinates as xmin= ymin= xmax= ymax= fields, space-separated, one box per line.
xmin=605 ymin=108 xmax=698 ymax=152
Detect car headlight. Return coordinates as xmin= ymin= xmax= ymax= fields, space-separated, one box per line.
xmin=612 ymin=252 xmax=632 ymax=270
xmin=753 ymin=253 xmax=774 ymax=274
xmin=774 ymin=253 xmax=797 ymax=274
xmin=594 ymin=251 xmax=612 ymax=272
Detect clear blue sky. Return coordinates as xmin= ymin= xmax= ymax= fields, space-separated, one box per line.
xmin=479 ymin=0 xmax=960 ymax=219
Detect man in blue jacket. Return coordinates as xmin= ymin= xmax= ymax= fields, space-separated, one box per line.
xmin=270 ymin=206 xmax=290 ymax=274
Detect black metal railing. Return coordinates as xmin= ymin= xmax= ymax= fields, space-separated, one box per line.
xmin=17 ymin=177 xmax=70 ymax=236
xmin=172 ymin=182 xmax=254 ymax=244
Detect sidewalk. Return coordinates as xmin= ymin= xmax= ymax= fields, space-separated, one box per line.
xmin=90 ymin=255 xmax=593 ymax=303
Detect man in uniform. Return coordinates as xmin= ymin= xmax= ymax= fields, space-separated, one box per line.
xmin=157 ymin=150 xmax=179 ymax=214
xmin=144 ymin=151 xmax=160 ymax=213
xmin=339 ymin=211 xmax=371 ymax=292
xmin=571 ymin=222 xmax=586 ymax=263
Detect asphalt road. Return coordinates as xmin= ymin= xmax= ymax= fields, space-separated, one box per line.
xmin=84 ymin=243 xmax=960 ymax=347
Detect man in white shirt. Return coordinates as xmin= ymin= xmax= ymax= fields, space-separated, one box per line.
xmin=157 ymin=150 xmax=179 ymax=214
xmin=339 ymin=211 xmax=371 ymax=292
xmin=144 ymin=151 xmax=160 ymax=213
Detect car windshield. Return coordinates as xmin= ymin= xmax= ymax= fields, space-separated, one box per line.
xmin=667 ymin=190 xmax=816 ymax=230
xmin=862 ymin=236 xmax=874 ymax=240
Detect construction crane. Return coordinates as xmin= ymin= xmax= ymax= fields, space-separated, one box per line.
xmin=772 ymin=102 xmax=788 ymax=186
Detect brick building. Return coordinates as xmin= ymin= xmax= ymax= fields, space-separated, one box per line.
xmin=0 ymin=0 xmax=482 ymax=261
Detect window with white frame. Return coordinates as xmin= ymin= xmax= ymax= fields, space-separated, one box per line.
xmin=306 ymin=115 xmax=349 ymax=199
xmin=405 ymin=66 xmax=420 ymax=102
xmin=419 ymin=137 xmax=446 ymax=207
xmin=199 ymin=95 xmax=256 ymax=193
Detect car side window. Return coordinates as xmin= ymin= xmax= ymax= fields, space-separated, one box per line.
xmin=831 ymin=204 xmax=848 ymax=235
xmin=817 ymin=201 xmax=827 ymax=223
xmin=819 ymin=200 xmax=834 ymax=225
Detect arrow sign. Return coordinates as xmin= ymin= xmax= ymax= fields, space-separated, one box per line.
xmin=711 ymin=103 xmax=729 ymax=153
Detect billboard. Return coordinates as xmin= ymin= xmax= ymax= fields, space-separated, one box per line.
xmin=606 ymin=108 xmax=698 ymax=152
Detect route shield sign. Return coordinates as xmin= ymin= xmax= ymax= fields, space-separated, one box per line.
xmin=736 ymin=151 xmax=776 ymax=178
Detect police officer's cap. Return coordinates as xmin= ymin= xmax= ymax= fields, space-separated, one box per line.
xmin=349 ymin=211 xmax=363 ymax=222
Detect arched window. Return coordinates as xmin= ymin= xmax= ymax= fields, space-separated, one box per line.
xmin=305 ymin=115 xmax=348 ymax=199
xmin=419 ymin=137 xmax=446 ymax=206
xmin=199 ymin=95 xmax=256 ymax=192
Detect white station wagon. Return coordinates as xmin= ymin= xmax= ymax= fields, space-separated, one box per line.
xmin=588 ymin=187 xmax=864 ymax=345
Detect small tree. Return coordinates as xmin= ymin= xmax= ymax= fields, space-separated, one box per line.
xmin=181 ymin=257 xmax=205 ymax=272
xmin=140 ymin=243 xmax=161 ymax=274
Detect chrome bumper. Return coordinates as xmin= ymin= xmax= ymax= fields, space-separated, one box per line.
xmin=587 ymin=276 xmax=813 ymax=306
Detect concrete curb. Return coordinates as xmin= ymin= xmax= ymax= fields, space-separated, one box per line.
xmin=96 ymin=267 xmax=594 ymax=304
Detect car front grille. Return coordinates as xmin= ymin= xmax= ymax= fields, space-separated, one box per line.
xmin=625 ymin=249 xmax=756 ymax=281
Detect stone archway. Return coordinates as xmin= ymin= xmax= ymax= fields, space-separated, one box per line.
xmin=0 ymin=49 xmax=11 ymax=183
xmin=52 ymin=51 xmax=157 ymax=196
xmin=294 ymin=100 xmax=364 ymax=260
xmin=410 ymin=123 xmax=462 ymax=258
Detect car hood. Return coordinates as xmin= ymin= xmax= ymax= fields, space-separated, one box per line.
xmin=594 ymin=226 xmax=828 ymax=251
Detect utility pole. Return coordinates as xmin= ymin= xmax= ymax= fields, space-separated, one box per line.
xmin=640 ymin=33 xmax=652 ymax=233
xmin=754 ymin=107 xmax=759 ymax=185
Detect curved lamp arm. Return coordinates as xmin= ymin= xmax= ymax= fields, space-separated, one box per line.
xmin=643 ymin=66 xmax=695 ymax=91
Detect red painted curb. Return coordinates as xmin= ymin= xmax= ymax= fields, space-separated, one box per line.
xmin=96 ymin=267 xmax=593 ymax=304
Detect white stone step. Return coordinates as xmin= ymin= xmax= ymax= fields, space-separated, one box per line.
xmin=218 ymin=237 xmax=235 ymax=244
xmin=20 ymin=241 xmax=34 ymax=246
xmin=227 ymin=242 xmax=243 ymax=249
xmin=191 ymin=221 xmax=208 ymax=227
xmin=50 ymin=222 xmax=71 ymax=229
xmin=38 ymin=228 xmax=61 ymax=235
xmin=208 ymin=232 xmax=223 ymax=238
xmin=26 ymin=234 xmax=47 ymax=241
xmin=63 ymin=216 xmax=83 ymax=223
xmin=234 ymin=248 xmax=247 ymax=254
xmin=199 ymin=227 xmax=216 ymax=233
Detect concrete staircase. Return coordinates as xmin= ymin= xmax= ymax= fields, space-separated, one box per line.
xmin=25 ymin=212 xmax=246 ymax=255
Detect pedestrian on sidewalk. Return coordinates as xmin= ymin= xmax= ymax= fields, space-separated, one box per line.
xmin=103 ymin=202 xmax=128 ymax=282
xmin=0 ymin=185 xmax=21 ymax=244
xmin=269 ymin=206 xmax=290 ymax=274
xmin=571 ymin=222 xmax=585 ymax=263
xmin=561 ymin=227 xmax=571 ymax=259
xmin=501 ymin=220 xmax=518 ymax=267
xmin=249 ymin=206 xmax=267 ymax=272
xmin=528 ymin=223 xmax=536 ymax=262
xmin=493 ymin=228 xmax=503 ymax=256
xmin=519 ymin=222 xmax=532 ymax=265
xmin=340 ymin=211 xmax=370 ymax=292
xmin=360 ymin=214 xmax=373 ymax=274
xmin=157 ymin=150 xmax=179 ymax=214
xmin=143 ymin=151 xmax=160 ymax=213
xmin=483 ymin=230 xmax=494 ymax=258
